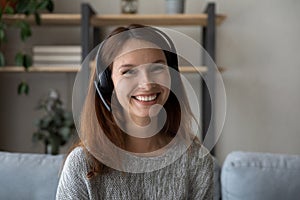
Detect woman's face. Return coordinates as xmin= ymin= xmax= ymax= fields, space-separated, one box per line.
xmin=111 ymin=39 xmax=171 ymax=123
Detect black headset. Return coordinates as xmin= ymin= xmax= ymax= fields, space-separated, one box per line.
xmin=94 ymin=26 xmax=179 ymax=112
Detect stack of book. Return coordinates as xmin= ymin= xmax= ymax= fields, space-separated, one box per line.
xmin=33 ymin=45 xmax=81 ymax=67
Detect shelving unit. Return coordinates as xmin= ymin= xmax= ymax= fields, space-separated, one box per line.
xmin=81 ymin=3 xmax=225 ymax=150
xmin=1 ymin=12 xmax=225 ymax=72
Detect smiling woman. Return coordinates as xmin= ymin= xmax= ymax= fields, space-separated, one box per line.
xmin=56 ymin=24 xmax=213 ymax=200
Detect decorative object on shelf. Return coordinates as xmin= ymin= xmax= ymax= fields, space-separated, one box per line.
xmin=165 ymin=0 xmax=185 ymax=14
xmin=0 ymin=0 xmax=54 ymax=95
xmin=32 ymin=89 xmax=75 ymax=155
xmin=121 ymin=0 xmax=138 ymax=14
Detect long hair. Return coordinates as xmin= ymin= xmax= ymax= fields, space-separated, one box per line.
xmin=75 ymin=24 xmax=196 ymax=177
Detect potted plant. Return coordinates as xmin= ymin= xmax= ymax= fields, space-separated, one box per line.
xmin=32 ymin=89 xmax=75 ymax=155
xmin=0 ymin=0 xmax=54 ymax=95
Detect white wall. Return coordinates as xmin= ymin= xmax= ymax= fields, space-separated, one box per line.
xmin=215 ymin=0 xmax=300 ymax=163
xmin=1 ymin=0 xmax=299 ymax=161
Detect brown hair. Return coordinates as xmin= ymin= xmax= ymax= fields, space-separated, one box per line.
xmin=73 ymin=24 xmax=196 ymax=178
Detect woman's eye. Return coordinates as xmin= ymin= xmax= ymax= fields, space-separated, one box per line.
xmin=122 ymin=69 xmax=137 ymax=76
xmin=151 ymin=64 xmax=166 ymax=73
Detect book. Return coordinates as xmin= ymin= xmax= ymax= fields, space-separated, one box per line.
xmin=32 ymin=45 xmax=82 ymax=67
xmin=33 ymin=55 xmax=81 ymax=62
xmin=33 ymin=45 xmax=82 ymax=54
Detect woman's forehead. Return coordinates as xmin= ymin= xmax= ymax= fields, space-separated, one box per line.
xmin=112 ymin=39 xmax=166 ymax=65
xmin=118 ymin=39 xmax=162 ymax=56
xmin=113 ymin=48 xmax=167 ymax=69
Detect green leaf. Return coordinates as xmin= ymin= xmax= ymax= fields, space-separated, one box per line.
xmin=15 ymin=52 xmax=32 ymax=69
xmin=23 ymin=54 xmax=32 ymax=69
xmin=20 ymin=22 xmax=32 ymax=41
xmin=32 ymin=131 xmax=46 ymax=142
xmin=41 ymin=116 xmax=52 ymax=128
xmin=18 ymin=81 xmax=29 ymax=95
xmin=0 ymin=29 xmax=5 ymax=42
xmin=37 ymin=0 xmax=49 ymax=10
xmin=15 ymin=52 xmax=23 ymax=66
xmin=4 ymin=5 xmax=14 ymax=14
xmin=0 ymin=23 xmax=7 ymax=44
xmin=15 ymin=1 xmax=28 ymax=14
xmin=34 ymin=12 xmax=41 ymax=25
xmin=0 ymin=52 xmax=5 ymax=66
xmin=59 ymin=127 xmax=71 ymax=141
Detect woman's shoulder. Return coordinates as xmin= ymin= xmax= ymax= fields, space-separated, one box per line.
xmin=63 ymin=146 xmax=89 ymax=172
xmin=187 ymin=139 xmax=213 ymax=168
xmin=66 ymin=147 xmax=86 ymax=161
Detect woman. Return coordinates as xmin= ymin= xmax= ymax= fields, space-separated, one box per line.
xmin=56 ymin=24 xmax=213 ymax=199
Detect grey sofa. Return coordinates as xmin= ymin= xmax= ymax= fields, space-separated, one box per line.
xmin=0 ymin=151 xmax=64 ymax=200
xmin=0 ymin=150 xmax=299 ymax=200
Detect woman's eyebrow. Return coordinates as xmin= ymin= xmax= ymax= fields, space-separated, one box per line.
xmin=153 ymin=59 xmax=167 ymax=64
xmin=118 ymin=59 xmax=167 ymax=69
xmin=119 ymin=64 xmax=136 ymax=68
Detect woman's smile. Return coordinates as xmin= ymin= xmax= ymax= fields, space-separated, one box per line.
xmin=133 ymin=93 xmax=158 ymax=102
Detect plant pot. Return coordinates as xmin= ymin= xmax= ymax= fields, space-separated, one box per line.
xmin=165 ymin=0 xmax=185 ymax=14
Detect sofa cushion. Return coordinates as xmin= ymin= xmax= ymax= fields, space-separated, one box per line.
xmin=0 ymin=151 xmax=64 ymax=200
xmin=221 ymin=151 xmax=300 ymax=200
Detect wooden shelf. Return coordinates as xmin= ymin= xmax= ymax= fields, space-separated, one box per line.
xmin=0 ymin=66 xmax=210 ymax=73
xmin=2 ymin=13 xmax=226 ymax=26
xmin=90 ymin=14 xmax=226 ymax=26
xmin=2 ymin=14 xmax=81 ymax=26
xmin=0 ymin=66 xmax=80 ymax=72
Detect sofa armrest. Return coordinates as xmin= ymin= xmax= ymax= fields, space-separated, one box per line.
xmin=0 ymin=151 xmax=64 ymax=200
xmin=221 ymin=151 xmax=300 ymax=200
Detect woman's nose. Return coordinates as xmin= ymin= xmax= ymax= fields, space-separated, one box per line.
xmin=138 ymin=70 xmax=155 ymax=89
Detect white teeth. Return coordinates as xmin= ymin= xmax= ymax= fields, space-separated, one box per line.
xmin=135 ymin=94 xmax=157 ymax=102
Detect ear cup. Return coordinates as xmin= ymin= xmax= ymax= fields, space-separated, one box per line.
xmin=94 ymin=68 xmax=114 ymax=112
xmin=163 ymin=50 xmax=179 ymax=72
xmin=99 ymin=68 xmax=114 ymax=95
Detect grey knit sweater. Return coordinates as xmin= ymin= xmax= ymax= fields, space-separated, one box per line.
xmin=56 ymin=143 xmax=213 ymax=200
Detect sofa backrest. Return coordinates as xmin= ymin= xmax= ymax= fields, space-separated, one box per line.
xmin=221 ymin=151 xmax=300 ymax=200
xmin=0 ymin=151 xmax=64 ymax=200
